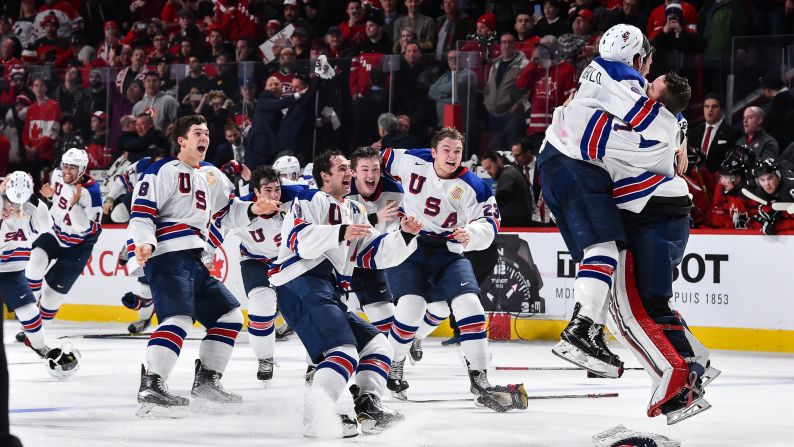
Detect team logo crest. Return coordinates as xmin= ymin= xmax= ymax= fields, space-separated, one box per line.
xmin=622 ymin=31 xmax=630 ymax=42
xmin=205 ymin=170 xmax=218 ymax=186
xmin=207 ymin=245 xmax=229 ymax=282
xmin=450 ymin=186 xmax=464 ymax=201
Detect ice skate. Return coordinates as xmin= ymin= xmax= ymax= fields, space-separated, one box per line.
xmin=441 ymin=335 xmax=460 ymax=346
xmin=468 ymin=368 xmax=528 ymax=411
xmin=305 ymin=364 xmax=316 ymax=385
xmin=128 ymin=316 xmax=153 ymax=335
xmin=701 ymin=361 xmax=721 ymax=387
xmin=191 ymin=359 xmax=242 ymax=404
xmin=350 ymin=385 xmax=405 ymax=434
xmin=275 ymin=320 xmax=294 ymax=340
xmin=552 ymin=311 xmax=624 ymax=379
xmin=23 ymin=337 xmax=49 ymax=359
xmin=257 ymin=358 xmax=275 ymax=382
xmin=136 ymin=364 xmax=189 ymax=419
xmin=408 ymin=338 xmax=423 ymax=364
xmin=386 ymin=358 xmax=409 ymax=400
xmin=659 ymin=373 xmax=711 ymax=425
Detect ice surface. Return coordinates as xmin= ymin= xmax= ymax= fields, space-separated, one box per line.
xmin=7 ymin=321 xmax=794 ymax=446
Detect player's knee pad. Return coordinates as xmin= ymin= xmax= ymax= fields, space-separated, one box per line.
xmin=451 ymin=293 xmax=487 ymax=342
xmin=609 ymin=250 xmax=689 ymax=416
xmin=359 ymin=333 xmax=393 ymax=360
xmin=39 ymin=286 xmax=67 ymax=320
xmin=317 ymin=344 xmax=359 ymax=383
xmin=416 ymin=301 xmax=450 ymax=339
xmin=26 ymin=247 xmax=50 ymax=282
xmin=247 ymin=287 xmax=277 ymax=316
xmin=216 ymin=307 xmax=244 ymax=325
xmin=362 ymin=301 xmax=394 ymax=334
xmin=576 ymin=241 xmax=618 ymax=324
xmin=390 ymin=294 xmax=426 ymax=345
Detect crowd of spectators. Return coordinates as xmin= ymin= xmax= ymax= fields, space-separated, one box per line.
xmin=2 ymin=0 xmax=794 ymax=233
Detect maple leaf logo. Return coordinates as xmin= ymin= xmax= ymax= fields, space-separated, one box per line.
xmin=30 ymin=122 xmax=43 ymax=140
xmin=208 ymin=255 xmax=225 ymax=279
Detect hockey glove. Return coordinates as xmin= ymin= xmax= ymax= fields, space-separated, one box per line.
xmin=121 ymin=292 xmax=152 ymax=310
xmin=475 ymin=384 xmax=529 ymax=412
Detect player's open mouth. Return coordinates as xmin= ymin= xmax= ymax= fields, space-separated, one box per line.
xmin=197 ymin=145 xmax=207 ymax=153
xmin=342 ymin=180 xmax=350 ymax=187
xmin=365 ymin=180 xmax=376 ymax=188
xmin=446 ymin=161 xmax=456 ymax=166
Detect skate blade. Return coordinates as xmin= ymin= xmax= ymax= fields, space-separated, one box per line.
xmin=136 ymin=403 xmax=189 ymax=419
xmin=391 ymin=390 xmax=408 ymax=401
xmin=701 ymin=365 xmax=721 ymax=387
xmin=666 ymin=398 xmax=711 ymax=425
xmin=551 ymin=341 xmax=621 ymax=379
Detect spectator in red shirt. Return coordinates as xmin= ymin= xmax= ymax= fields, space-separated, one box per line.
xmin=23 ymin=78 xmax=62 ymax=182
xmin=340 ymin=0 xmax=367 ymax=47
xmin=85 ymin=111 xmax=113 ymax=169
xmin=34 ymin=13 xmax=69 ymax=63
xmin=647 ymin=0 xmax=697 ymax=40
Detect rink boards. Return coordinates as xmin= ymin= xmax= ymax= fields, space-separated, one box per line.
xmin=18 ymin=225 xmax=794 ymax=353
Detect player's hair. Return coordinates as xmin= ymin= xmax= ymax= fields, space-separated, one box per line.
xmin=223 ymin=121 xmax=241 ymax=133
xmin=431 ymin=127 xmax=465 ymax=149
xmin=350 ymin=147 xmax=380 ymax=169
xmin=703 ymin=92 xmax=723 ymax=108
xmin=172 ymin=114 xmax=207 ymax=148
xmin=377 ymin=113 xmax=398 ymax=134
xmin=250 ymin=166 xmax=281 ymax=190
xmin=481 ymin=151 xmax=507 ymax=164
xmin=659 ymin=71 xmax=691 ymax=115
xmin=313 ymin=149 xmax=345 ymax=189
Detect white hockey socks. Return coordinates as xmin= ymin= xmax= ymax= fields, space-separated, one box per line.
xmin=247 ymin=287 xmax=277 ymax=360
xmin=388 ymin=294 xmax=426 ymax=362
xmin=313 ymin=344 xmax=359 ymax=401
xmin=38 ymin=284 xmax=66 ymax=323
xmin=138 ymin=281 xmax=154 ymax=320
xmin=25 ymin=247 xmax=48 ymax=300
xmin=199 ymin=308 xmax=243 ymax=373
xmin=416 ymin=301 xmax=450 ymax=340
xmin=355 ymin=334 xmax=393 ymax=398
xmin=146 ymin=315 xmax=192 ymax=380
xmin=575 ymin=241 xmax=618 ymax=324
xmin=451 ymin=293 xmax=488 ymax=371
xmin=362 ymin=301 xmax=394 ymax=335
xmin=15 ymin=303 xmax=46 ymax=350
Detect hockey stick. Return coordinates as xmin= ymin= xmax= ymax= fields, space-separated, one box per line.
xmin=64 ymin=334 xmax=204 ymax=341
xmin=396 ymin=392 xmax=618 ymax=403
xmin=495 ymin=366 xmax=643 ymax=371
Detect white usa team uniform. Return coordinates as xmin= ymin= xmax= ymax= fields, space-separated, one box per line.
xmin=106 ymin=157 xmax=156 ymax=204
xmin=47 ymin=169 xmax=103 ymax=248
xmin=346 ymin=175 xmax=404 ymax=233
xmin=0 ymin=199 xmax=52 ymax=274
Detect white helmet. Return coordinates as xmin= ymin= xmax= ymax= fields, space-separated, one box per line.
xmin=4 ymin=171 xmax=33 ymax=205
xmin=60 ymin=148 xmax=89 ymax=181
xmin=273 ymin=155 xmax=301 ymax=181
xmin=45 ymin=342 xmax=81 ymax=380
xmin=599 ymin=24 xmax=650 ymax=68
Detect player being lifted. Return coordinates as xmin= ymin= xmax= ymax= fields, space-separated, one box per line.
xmin=268 ymin=150 xmax=422 ymax=437
xmin=380 ymin=128 xmax=528 ymax=412
xmin=541 ymin=24 xmax=686 ymax=378
xmin=207 ymin=165 xmax=306 ymax=384
xmin=20 ymin=148 xmax=102 ymax=340
xmin=129 ymin=115 xmax=277 ymax=418
xmin=345 ymin=147 xmax=404 ymax=335
xmin=1 ymin=172 xmax=79 ymax=378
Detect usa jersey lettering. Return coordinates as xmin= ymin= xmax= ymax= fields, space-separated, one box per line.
xmin=48 ymin=169 xmax=103 ymax=248
xmin=0 ymin=197 xmax=52 ymax=272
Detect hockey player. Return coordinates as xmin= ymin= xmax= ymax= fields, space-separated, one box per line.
xmin=0 ymin=172 xmax=79 ymax=378
xmin=345 ymin=147 xmax=404 ymax=336
xmin=208 ymin=165 xmax=306 ymax=383
xmin=539 ymin=24 xmax=687 ymax=378
xmin=272 ymin=155 xmax=303 ymax=184
xmin=705 ymin=148 xmax=759 ymax=230
xmin=129 ymin=115 xmax=278 ymax=418
xmin=268 ymin=150 xmax=422 ymax=437
xmin=742 ymin=158 xmax=794 ymax=235
xmin=23 ymin=148 xmax=102 ymax=332
xmin=380 ymin=128 xmax=529 ymax=412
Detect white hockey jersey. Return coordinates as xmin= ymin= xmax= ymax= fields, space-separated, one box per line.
xmin=346 ymin=174 xmax=404 ymax=233
xmin=209 ymin=184 xmax=307 ymax=267
xmin=48 ymin=170 xmax=103 ymax=248
xmin=106 ymin=157 xmax=156 ymax=202
xmin=381 ymin=148 xmax=500 ymax=252
xmin=0 ymin=198 xmax=52 ymax=272
xmin=127 ymin=157 xmax=251 ymax=259
xmin=268 ymin=188 xmax=418 ymax=288
xmin=545 ymin=56 xmax=682 ymax=178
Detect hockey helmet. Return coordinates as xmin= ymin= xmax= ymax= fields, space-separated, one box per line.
xmin=273 ymin=155 xmax=301 ymax=181
xmin=599 ymin=24 xmax=650 ymax=68
xmin=752 ymin=158 xmax=780 ymax=179
xmin=60 ymin=148 xmax=90 ymax=181
xmin=45 ymin=342 xmax=81 ymax=380
xmin=4 ymin=171 xmax=33 ymax=205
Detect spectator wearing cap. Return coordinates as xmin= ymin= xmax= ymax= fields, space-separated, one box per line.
xmin=359 ymin=14 xmax=391 ymax=54
xmin=266 ymin=20 xmax=282 ymax=40
xmin=435 ymin=0 xmax=475 ymax=60
xmin=647 ymin=0 xmax=697 ymax=40
xmin=557 ymin=9 xmax=599 ymax=72
xmin=85 ymin=111 xmax=113 ymax=169
xmin=393 ymin=0 xmax=435 ymax=52
xmin=536 ymin=0 xmax=570 ymax=38
xmin=737 ymin=106 xmax=779 ymax=162
xmin=54 ymin=114 xmax=85 ymax=165
xmin=96 ymin=21 xmax=121 ymax=66
xmin=35 ymin=0 xmax=82 ymax=38
xmin=53 ymin=66 xmax=91 ymax=136
xmin=34 ymin=13 xmax=69 ymax=62
xmin=132 ymin=71 xmax=179 ymax=130
xmin=326 ymin=26 xmax=355 ymax=59
xmin=277 ymin=74 xmax=323 ymax=163
xmin=648 ymin=1 xmax=706 ymax=81
xmin=283 ymin=0 xmax=316 ymax=38
xmin=244 ymin=76 xmax=306 ymax=168
xmin=484 ymin=33 xmax=529 ymax=151
xmin=116 ymin=47 xmax=147 ymax=95
xmin=23 ymin=78 xmax=62 ymax=181
xmin=760 ymin=76 xmax=794 ymax=150
xmin=566 ymin=0 xmax=607 ymax=30
xmin=600 ymin=0 xmax=648 ymax=33
xmin=178 ymin=55 xmax=213 ymax=102
xmin=340 ymin=0 xmax=367 ymax=46
xmin=290 ymin=27 xmax=311 ymax=60
xmin=514 ymin=12 xmax=540 ymax=59
xmin=687 ymin=93 xmax=742 ymax=174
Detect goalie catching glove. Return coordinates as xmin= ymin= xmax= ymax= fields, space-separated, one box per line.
xmin=475 ymin=384 xmax=529 ymax=412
